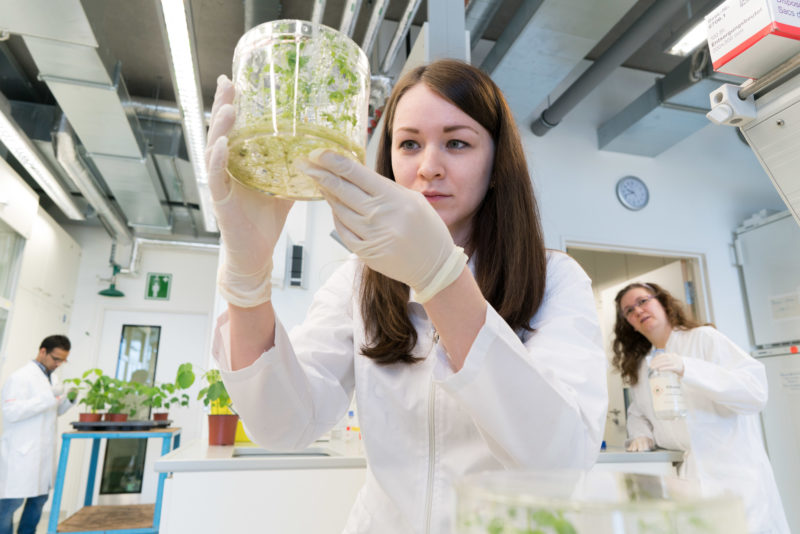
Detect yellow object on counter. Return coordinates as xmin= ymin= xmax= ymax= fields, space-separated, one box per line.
xmin=234 ymin=419 xmax=251 ymax=443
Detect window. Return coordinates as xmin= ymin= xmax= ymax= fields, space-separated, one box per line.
xmin=0 ymin=218 xmax=24 ymax=356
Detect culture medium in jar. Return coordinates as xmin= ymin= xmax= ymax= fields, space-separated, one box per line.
xmin=648 ymin=348 xmax=688 ymax=420
xmin=227 ymin=20 xmax=370 ymax=200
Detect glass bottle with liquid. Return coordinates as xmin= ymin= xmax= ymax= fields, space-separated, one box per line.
xmin=647 ymin=348 xmax=688 ymax=420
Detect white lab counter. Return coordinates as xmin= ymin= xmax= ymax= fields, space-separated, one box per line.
xmin=154 ymin=442 xmax=682 ymax=534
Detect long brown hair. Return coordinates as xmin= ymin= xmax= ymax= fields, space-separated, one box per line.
xmin=360 ymin=59 xmax=547 ymax=365
xmin=611 ymin=282 xmax=707 ymax=385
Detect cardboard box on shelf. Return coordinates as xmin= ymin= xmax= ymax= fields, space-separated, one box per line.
xmin=706 ymin=0 xmax=800 ymax=79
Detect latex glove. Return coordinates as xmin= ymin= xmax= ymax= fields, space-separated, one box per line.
xmin=650 ymin=352 xmax=685 ymax=377
xmin=206 ymin=75 xmax=294 ymax=307
xmin=300 ymin=149 xmax=467 ymax=303
xmin=51 ymin=382 xmax=65 ymax=396
xmin=626 ymin=436 xmax=654 ymax=452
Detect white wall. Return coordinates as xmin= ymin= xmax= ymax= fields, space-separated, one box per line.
xmin=0 ymin=207 xmax=81 ymax=395
xmin=520 ymin=66 xmax=785 ymax=351
xmin=56 ymin=224 xmax=219 ymax=517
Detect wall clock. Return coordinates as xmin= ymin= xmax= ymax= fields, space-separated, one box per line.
xmin=616 ymin=176 xmax=649 ymax=211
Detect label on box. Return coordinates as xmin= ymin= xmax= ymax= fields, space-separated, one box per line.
xmin=706 ymin=0 xmax=800 ymax=78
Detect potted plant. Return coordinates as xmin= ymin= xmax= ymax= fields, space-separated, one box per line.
xmin=104 ymin=378 xmax=138 ymax=422
xmin=143 ymin=363 xmax=196 ymax=420
xmin=64 ymin=368 xmax=109 ymax=422
xmin=197 ymin=369 xmax=238 ymax=446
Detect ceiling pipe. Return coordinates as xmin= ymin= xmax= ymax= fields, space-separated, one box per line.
xmin=311 ymin=0 xmax=326 ymax=25
xmin=361 ymin=0 xmax=389 ymax=57
xmin=379 ymin=0 xmax=423 ymax=75
xmin=339 ymin=0 xmax=364 ymax=38
xmin=530 ymin=0 xmax=688 ymax=137
xmin=465 ymin=0 xmax=503 ymax=50
xmin=126 ymin=97 xmax=211 ymax=125
xmin=243 ymin=0 xmax=282 ymax=31
xmin=117 ymin=236 xmax=219 ymax=276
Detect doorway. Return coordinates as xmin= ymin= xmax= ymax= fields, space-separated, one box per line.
xmin=566 ymin=244 xmax=711 ymax=447
xmin=87 ymin=310 xmax=210 ymax=506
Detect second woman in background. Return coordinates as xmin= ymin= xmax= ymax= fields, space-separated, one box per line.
xmin=613 ymin=282 xmax=788 ymax=534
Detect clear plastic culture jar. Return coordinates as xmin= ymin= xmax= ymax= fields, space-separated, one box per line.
xmin=227 ymin=20 xmax=370 ymax=200
xmin=455 ymin=470 xmax=748 ymax=534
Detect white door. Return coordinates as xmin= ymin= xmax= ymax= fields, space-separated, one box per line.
xmin=599 ymin=261 xmax=691 ymax=447
xmin=92 ymin=310 xmax=210 ymax=505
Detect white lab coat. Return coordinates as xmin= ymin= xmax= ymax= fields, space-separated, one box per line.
xmin=626 ymin=327 xmax=789 ymax=534
xmin=0 ymin=361 xmax=73 ymax=499
xmin=214 ymin=251 xmax=607 ymax=533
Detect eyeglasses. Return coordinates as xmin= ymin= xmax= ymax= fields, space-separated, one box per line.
xmin=622 ymin=295 xmax=656 ymax=318
xmin=47 ymin=352 xmax=68 ymax=364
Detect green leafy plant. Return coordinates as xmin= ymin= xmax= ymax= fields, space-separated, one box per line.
xmin=197 ymin=369 xmax=235 ymax=415
xmin=64 ymin=368 xmax=110 ymax=413
xmin=105 ymin=378 xmax=139 ymax=416
xmin=139 ymin=363 xmax=196 ymax=413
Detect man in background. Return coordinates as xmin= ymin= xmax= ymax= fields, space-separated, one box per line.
xmin=0 ymin=335 xmax=75 ymax=534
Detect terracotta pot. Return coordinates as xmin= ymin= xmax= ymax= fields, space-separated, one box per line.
xmin=153 ymin=412 xmax=169 ymax=421
xmin=208 ymin=414 xmax=239 ymax=446
xmin=79 ymin=412 xmax=102 ymax=423
xmin=104 ymin=413 xmax=128 ymax=422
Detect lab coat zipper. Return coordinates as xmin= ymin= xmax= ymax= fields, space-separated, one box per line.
xmin=424 ymin=328 xmax=438 ymax=534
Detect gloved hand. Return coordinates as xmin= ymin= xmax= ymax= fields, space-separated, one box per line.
xmin=206 ymin=75 xmax=294 ymax=307
xmin=51 ymin=382 xmax=65 ymax=396
xmin=626 ymin=436 xmax=654 ymax=452
xmin=300 ymin=149 xmax=467 ymax=303
xmin=650 ymin=352 xmax=685 ymax=377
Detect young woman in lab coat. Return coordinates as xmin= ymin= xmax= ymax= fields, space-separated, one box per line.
xmin=613 ymin=282 xmax=789 ymax=534
xmin=207 ymin=59 xmax=607 ymax=533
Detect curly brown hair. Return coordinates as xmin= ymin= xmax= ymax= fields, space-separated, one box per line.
xmin=612 ymin=282 xmax=706 ymax=385
xmin=360 ymin=59 xmax=546 ymax=365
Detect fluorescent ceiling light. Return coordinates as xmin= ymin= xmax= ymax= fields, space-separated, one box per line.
xmin=158 ymin=0 xmax=217 ymax=233
xmin=0 ymin=98 xmax=84 ymax=220
xmin=667 ymin=20 xmax=708 ymax=56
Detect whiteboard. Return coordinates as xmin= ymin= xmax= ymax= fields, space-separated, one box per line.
xmin=735 ymin=212 xmax=800 ymax=347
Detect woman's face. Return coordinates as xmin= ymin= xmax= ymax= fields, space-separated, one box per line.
xmin=619 ymin=286 xmax=670 ymax=339
xmin=390 ymin=83 xmax=495 ymax=247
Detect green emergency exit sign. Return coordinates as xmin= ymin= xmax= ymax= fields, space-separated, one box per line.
xmin=145 ymin=273 xmax=172 ymax=300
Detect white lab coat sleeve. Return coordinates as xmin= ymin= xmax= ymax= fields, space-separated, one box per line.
xmin=213 ymin=260 xmax=356 ymax=451
xmin=624 ymin=388 xmax=654 ymax=444
xmin=679 ymin=327 xmax=767 ymax=415
xmin=1 ymin=375 xmax=57 ymax=423
xmin=434 ymin=253 xmax=607 ymax=469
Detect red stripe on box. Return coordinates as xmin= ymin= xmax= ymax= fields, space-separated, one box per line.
xmin=712 ymin=23 xmax=774 ymax=70
xmin=773 ymin=21 xmax=800 ymax=39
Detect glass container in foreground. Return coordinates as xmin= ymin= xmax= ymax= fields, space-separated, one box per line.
xmin=227 ymin=19 xmax=370 ymax=200
xmin=455 ymin=470 xmax=747 ymax=534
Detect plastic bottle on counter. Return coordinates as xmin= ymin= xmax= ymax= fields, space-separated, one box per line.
xmin=345 ymin=409 xmax=363 ymax=455
xmin=647 ymin=348 xmax=688 ymax=420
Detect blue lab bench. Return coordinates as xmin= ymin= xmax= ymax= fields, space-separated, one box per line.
xmin=48 ymin=427 xmax=181 ymax=533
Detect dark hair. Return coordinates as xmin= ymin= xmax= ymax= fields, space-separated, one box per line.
xmin=611 ymin=282 xmax=707 ymax=385
xmin=40 ymin=335 xmax=71 ymax=353
xmin=360 ymin=59 xmax=547 ymax=364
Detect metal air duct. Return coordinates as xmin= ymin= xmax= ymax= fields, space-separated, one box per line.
xmin=340 ymin=0 xmax=364 ymax=38
xmin=0 ymin=0 xmax=171 ymax=229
